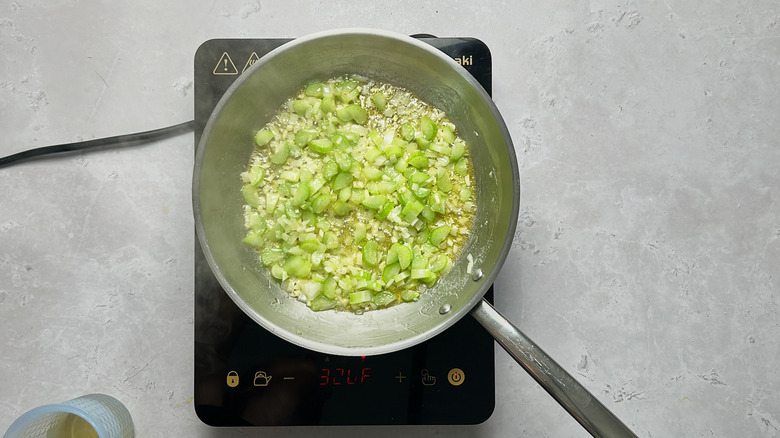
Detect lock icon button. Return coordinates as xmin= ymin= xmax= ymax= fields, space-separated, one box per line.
xmin=226 ymin=370 xmax=239 ymax=387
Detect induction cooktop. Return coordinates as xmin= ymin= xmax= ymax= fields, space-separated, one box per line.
xmin=193 ymin=36 xmax=496 ymax=426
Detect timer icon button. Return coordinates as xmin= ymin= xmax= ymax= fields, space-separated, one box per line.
xmin=448 ymin=368 xmax=465 ymax=386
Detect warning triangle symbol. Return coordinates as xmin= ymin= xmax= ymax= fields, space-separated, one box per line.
xmin=242 ymin=52 xmax=261 ymax=73
xmin=213 ymin=52 xmax=238 ymax=76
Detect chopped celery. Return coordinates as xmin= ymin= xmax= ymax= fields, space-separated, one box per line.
xmin=450 ymin=140 xmax=466 ymax=161
xmin=440 ymin=125 xmax=455 ymax=143
xmin=241 ymin=75 xmax=477 ymax=314
xmin=322 ymin=160 xmax=339 ymax=181
xmin=311 ymin=194 xmax=333 ymax=214
xmin=373 ymin=290 xmax=396 ymax=307
xmin=295 ymin=129 xmax=318 ymax=146
xmin=261 ymin=248 xmax=285 ymax=266
xmin=407 ymin=151 xmax=429 ymax=169
xmin=322 ymin=276 xmax=338 ymax=299
xmin=401 ymin=200 xmax=425 ymax=223
xmin=271 ymin=142 xmax=290 ymax=165
xmin=437 ymin=169 xmax=452 ymax=192
xmin=321 ymin=96 xmax=336 ymax=113
xmin=362 ymin=240 xmax=379 ymax=266
xmin=362 ymin=194 xmax=386 ymax=211
xmin=309 ymin=138 xmax=333 ymax=154
xmin=382 ymin=262 xmax=401 ymax=283
xmin=400 ymin=123 xmax=415 ymax=141
xmin=420 ymin=116 xmax=437 ymax=140
xmin=372 ymin=92 xmax=387 ymax=111
xmin=283 ymin=255 xmax=311 ymax=277
xmin=332 ymin=200 xmax=354 ymax=216
xmin=347 ymin=104 xmax=368 ymax=125
xmin=429 ymin=225 xmax=451 ymax=247
xmin=242 ymin=232 xmax=265 ymax=249
xmin=454 ymin=157 xmax=469 ymax=176
xmin=241 ymin=185 xmax=261 ymax=208
xmin=401 ymin=289 xmax=419 ymax=302
xmin=304 ymin=82 xmax=324 ymax=98
xmin=333 ymin=172 xmax=353 ymax=191
xmin=293 ymin=99 xmax=310 ymax=116
xmin=290 ymin=183 xmax=311 ymax=207
xmin=255 ymin=129 xmax=274 ymax=147
xmin=349 ymin=290 xmax=373 ymax=305
xmin=310 ymin=295 xmax=336 ymax=311
xmin=354 ymin=223 xmax=367 ymax=243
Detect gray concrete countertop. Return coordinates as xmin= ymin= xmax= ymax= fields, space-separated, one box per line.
xmin=1 ymin=1 xmax=778 ymax=437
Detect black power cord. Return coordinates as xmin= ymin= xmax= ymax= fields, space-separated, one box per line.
xmin=0 ymin=120 xmax=195 ymax=169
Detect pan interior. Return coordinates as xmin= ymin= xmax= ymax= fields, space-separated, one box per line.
xmin=194 ymin=29 xmax=518 ymax=356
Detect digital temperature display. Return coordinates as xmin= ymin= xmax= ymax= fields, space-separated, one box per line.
xmin=320 ymin=367 xmax=371 ymax=386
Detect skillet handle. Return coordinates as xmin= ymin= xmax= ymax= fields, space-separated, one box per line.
xmin=470 ymin=299 xmax=637 ymax=438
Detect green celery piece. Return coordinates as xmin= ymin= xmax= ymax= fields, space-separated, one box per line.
xmin=332 ymin=172 xmax=353 ymax=191
xmin=271 ymin=264 xmax=286 ymax=280
xmin=368 ymin=130 xmax=383 ymax=146
xmin=362 ymin=194 xmax=386 ymax=211
xmin=311 ymin=193 xmax=333 ymax=214
xmin=292 ymin=99 xmax=310 ymax=116
xmin=284 ymin=199 xmax=301 ymax=218
xmin=429 ymin=191 xmax=446 ymax=214
xmin=241 ymin=185 xmax=261 ymax=208
xmin=420 ymin=116 xmax=437 ymax=140
xmin=295 ymin=129 xmax=318 ymax=147
xmin=362 ymin=240 xmax=380 ymax=266
xmin=266 ymin=223 xmax=284 ymax=242
xmin=384 ymin=144 xmax=404 ymax=162
xmin=437 ymin=169 xmax=452 ymax=192
xmin=242 ymin=232 xmax=265 ymax=249
xmin=382 ymin=263 xmax=401 ymax=283
xmin=377 ymin=181 xmax=398 ymax=194
xmin=310 ymin=295 xmax=336 ymax=311
xmin=416 ymin=137 xmax=431 ymax=150
xmin=373 ymin=290 xmax=396 ymax=307
xmin=386 ymin=244 xmax=399 ymax=265
xmin=440 ymin=125 xmax=455 ymax=143
xmin=247 ymin=166 xmax=264 ymax=186
xmin=429 ymin=225 xmax=452 ymax=247
xmin=400 ymin=199 xmax=424 ymax=223
xmin=401 ymin=289 xmax=419 ymax=302
xmin=283 ymin=255 xmax=311 ymax=278
xmin=321 ymin=96 xmax=336 ymax=113
xmin=338 ymin=187 xmax=352 ymax=202
xmin=334 ymin=151 xmax=354 ymax=171
xmin=454 ymin=157 xmax=469 ymax=176
xmin=270 ymin=142 xmax=290 ymax=165
xmin=300 ymin=240 xmax=320 ymax=253
xmin=420 ymin=205 xmax=436 ymax=222
xmin=290 ymin=183 xmax=311 ymax=207
xmin=331 ymin=131 xmax=353 ymax=150
xmin=430 ymin=254 xmax=450 ymax=273
xmin=323 ymin=231 xmax=339 ymax=249
xmin=411 ymin=268 xmax=436 ymax=283
xmin=400 ymin=123 xmax=415 ymax=141
xmin=322 ymin=276 xmax=338 ymax=299
xmin=450 ymin=140 xmax=466 ymax=161
xmin=460 ymin=187 xmax=472 ymax=202
xmin=349 ymin=188 xmax=365 ymax=204
xmin=309 ymin=138 xmax=334 ymax=154
xmin=347 ymin=104 xmax=368 ymax=125
xmin=322 ymin=160 xmax=339 ymax=181
xmin=304 ymin=82 xmax=324 ymax=98
xmin=362 ymin=166 xmax=383 ymax=181
xmin=377 ymin=201 xmax=393 ymax=219
xmin=261 ymin=248 xmax=285 ymax=266
xmin=354 ymin=223 xmax=367 ymax=243
xmin=407 ymin=151 xmax=429 ymax=169
xmin=349 ymin=290 xmax=372 ymax=305
xmin=332 ymin=200 xmax=354 ymax=216
xmin=372 ymin=92 xmax=387 ymax=111
xmin=247 ymin=212 xmax=267 ymax=233
xmin=254 ymin=129 xmax=274 ymax=147
xmin=336 ymin=107 xmax=352 ymax=122
xmin=396 ymin=244 xmax=412 ymax=270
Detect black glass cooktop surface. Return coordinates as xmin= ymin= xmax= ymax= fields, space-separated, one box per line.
xmin=193 ymin=36 xmax=495 ymax=426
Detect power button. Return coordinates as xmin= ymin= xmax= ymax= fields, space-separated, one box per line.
xmin=447 ymin=368 xmax=465 ymax=386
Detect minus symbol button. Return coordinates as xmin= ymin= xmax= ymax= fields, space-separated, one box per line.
xmin=283 ymin=376 xmax=295 ymax=381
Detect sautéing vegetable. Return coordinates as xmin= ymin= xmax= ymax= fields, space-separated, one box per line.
xmin=240 ymin=75 xmax=476 ymax=313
